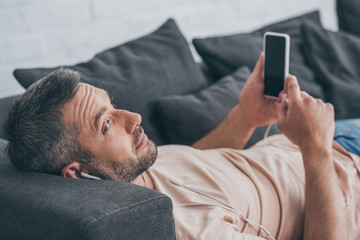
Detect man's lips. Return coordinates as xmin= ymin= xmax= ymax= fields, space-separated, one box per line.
xmin=136 ymin=133 xmax=148 ymax=150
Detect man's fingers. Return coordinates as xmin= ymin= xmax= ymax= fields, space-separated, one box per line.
xmin=300 ymin=91 xmax=310 ymax=98
xmin=279 ymin=91 xmax=288 ymax=101
xmin=326 ymin=102 xmax=334 ymax=112
xmin=251 ymin=52 xmax=264 ymax=81
xmin=274 ymin=98 xmax=287 ymax=126
xmin=285 ymin=75 xmax=301 ymax=101
xmin=259 ymin=52 xmax=264 ymax=80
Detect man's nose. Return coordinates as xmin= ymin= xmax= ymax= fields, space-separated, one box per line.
xmin=114 ymin=110 xmax=142 ymax=134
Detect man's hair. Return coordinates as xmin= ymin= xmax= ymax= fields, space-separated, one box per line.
xmin=4 ymin=68 xmax=93 ymax=174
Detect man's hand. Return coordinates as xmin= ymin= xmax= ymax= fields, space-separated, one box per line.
xmin=239 ymin=52 xmax=277 ymax=128
xmin=274 ymin=75 xmax=335 ymax=155
xmin=274 ymin=76 xmax=347 ymax=240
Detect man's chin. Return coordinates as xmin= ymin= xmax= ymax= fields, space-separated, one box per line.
xmin=134 ymin=139 xmax=158 ymax=176
xmin=93 ymin=139 xmax=158 ymax=182
xmin=142 ymin=140 xmax=158 ymax=168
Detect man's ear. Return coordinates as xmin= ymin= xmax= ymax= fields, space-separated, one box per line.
xmin=61 ymin=162 xmax=83 ymax=179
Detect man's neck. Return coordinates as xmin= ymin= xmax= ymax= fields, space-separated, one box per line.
xmin=132 ymin=174 xmax=146 ymax=187
xmin=131 ymin=171 xmax=155 ymax=189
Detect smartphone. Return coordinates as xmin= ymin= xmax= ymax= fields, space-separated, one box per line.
xmin=263 ymin=32 xmax=290 ymax=99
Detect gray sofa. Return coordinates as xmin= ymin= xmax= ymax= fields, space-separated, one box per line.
xmin=0 ymin=97 xmax=175 ymax=240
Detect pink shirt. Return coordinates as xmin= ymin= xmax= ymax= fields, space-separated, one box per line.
xmin=143 ymin=134 xmax=360 ymax=240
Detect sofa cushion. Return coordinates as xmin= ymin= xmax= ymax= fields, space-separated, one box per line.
xmin=13 ymin=19 xmax=207 ymax=145
xmin=302 ymin=22 xmax=360 ymax=119
xmin=0 ymin=138 xmax=175 ymax=240
xmin=157 ymin=66 xmax=250 ymax=145
xmin=156 ymin=66 xmax=280 ymax=147
xmin=337 ymin=0 xmax=360 ymax=37
xmin=193 ymin=11 xmax=325 ymax=100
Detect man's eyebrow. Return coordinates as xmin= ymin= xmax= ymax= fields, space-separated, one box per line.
xmin=94 ymin=106 xmax=107 ymax=132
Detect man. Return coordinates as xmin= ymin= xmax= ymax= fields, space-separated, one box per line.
xmin=4 ymin=53 xmax=359 ymax=239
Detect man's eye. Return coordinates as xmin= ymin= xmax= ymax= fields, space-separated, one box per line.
xmin=103 ymin=120 xmax=110 ymax=135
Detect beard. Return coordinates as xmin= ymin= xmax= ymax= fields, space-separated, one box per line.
xmin=116 ymin=139 xmax=158 ymax=182
xmin=89 ymin=127 xmax=158 ymax=182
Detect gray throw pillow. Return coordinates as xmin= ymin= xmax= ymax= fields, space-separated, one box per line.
xmin=193 ymin=11 xmax=325 ymax=100
xmin=157 ymin=66 xmax=251 ymax=145
xmin=302 ymin=22 xmax=360 ymax=119
xmin=156 ymin=66 xmax=280 ymax=147
xmin=12 ymin=19 xmax=207 ymax=145
xmin=337 ymin=0 xmax=360 ymax=37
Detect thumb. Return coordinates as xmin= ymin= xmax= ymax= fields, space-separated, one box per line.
xmin=274 ymin=98 xmax=287 ymax=125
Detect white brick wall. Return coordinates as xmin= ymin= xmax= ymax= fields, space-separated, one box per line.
xmin=0 ymin=0 xmax=337 ymax=98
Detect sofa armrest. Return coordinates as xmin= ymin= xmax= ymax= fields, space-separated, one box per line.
xmin=0 ymin=139 xmax=175 ymax=240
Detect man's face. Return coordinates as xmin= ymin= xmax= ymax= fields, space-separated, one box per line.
xmin=62 ymin=83 xmax=157 ymax=182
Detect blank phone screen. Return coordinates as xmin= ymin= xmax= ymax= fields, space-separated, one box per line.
xmin=264 ymin=35 xmax=286 ymax=97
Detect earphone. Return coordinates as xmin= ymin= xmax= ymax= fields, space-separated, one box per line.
xmin=151 ymin=167 xmax=276 ymax=240
xmin=80 ymin=171 xmax=102 ymax=180
xmin=263 ymin=122 xmax=274 ymax=147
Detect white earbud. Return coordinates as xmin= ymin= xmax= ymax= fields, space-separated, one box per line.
xmin=80 ymin=171 xmax=102 ymax=180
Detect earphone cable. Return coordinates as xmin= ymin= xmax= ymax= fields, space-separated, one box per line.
xmin=151 ymin=167 xmax=276 ymax=240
